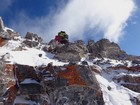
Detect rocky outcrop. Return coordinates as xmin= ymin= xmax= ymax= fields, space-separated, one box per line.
xmin=23 ymin=32 xmax=43 ymax=47
xmin=25 ymin=32 xmax=43 ymax=43
xmin=87 ymin=39 xmax=95 ymax=53
xmin=113 ymin=75 xmax=140 ymax=93
xmin=88 ymin=39 xmax=127 ymax=59
xmin=2 ymin=63 xmax=104 ymax=105
xmin=54 ymin=40 xmax=88 ymax=62
xmin=47 ymin=38 xmax=140 ymax=62
xmin=0 ymin=17 xmax=19 ymax=47
xmin=0 ymin=17 xmax=5 ymax=32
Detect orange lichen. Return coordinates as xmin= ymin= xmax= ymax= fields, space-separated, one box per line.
xmin=5 ymin=64 xmax=14 ymax=77
xmin=6 ymin=85 xmax=18 ymax=104
xmin=6 ymin=64 xmax=13 ymax=72
xmin=58 ymin=65 xmax=86 ymax=86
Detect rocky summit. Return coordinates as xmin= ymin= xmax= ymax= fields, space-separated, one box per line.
xmin=0 ymin=17 xmax=140 ymax=105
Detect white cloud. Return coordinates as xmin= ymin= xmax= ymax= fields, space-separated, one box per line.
xmin=11 ymin=0 xmax=136 ymax=43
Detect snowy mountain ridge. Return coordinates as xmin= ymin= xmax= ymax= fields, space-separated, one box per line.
xmin=0 ymin=18 xmax=140 ymax=105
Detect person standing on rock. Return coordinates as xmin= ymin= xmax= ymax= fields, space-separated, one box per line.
xmin=55 ymin=31 xmax=69 ymax=44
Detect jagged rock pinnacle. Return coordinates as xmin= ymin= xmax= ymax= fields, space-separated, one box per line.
xmin=0 ymin=17 xmax=5 ymax=31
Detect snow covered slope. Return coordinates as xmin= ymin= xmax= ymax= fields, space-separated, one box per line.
xmin=0 ymin=39 xmax=67 ymax=66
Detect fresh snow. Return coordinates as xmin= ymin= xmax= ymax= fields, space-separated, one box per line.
xmin=0 ymin=40 xmax=67 ymax=66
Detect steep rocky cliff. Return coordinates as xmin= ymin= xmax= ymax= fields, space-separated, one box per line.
xmin=0 ymin=17 xmax=140 ymax=105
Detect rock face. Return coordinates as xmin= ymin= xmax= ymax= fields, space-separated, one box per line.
xmin=88 ymin=39 xmax=127 ymax=59
xmin=23 ymin=32 xmax=43 ymax=47
xmin=54 ymin=40 xmax=88 ymax=62
xmin=3 ymin=63 xmax=104 ymax=105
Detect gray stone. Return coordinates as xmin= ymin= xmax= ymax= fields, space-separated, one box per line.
xmin=54 ymin=41 xmax=88 ymax=62
xmin=50 ymin=86 xmax=104 ymax=105
xmin=23 ymin=32 xmax=43 ymax=48
xmin=25 ymin=32 xmax=43 ymax=43
xmin=54 ymin=52 xmax=81 ymax=62
xmin=88 ymin=39 xmax=127 ymax=60
xmin=87 ymin=39 xmax=95 ymax=53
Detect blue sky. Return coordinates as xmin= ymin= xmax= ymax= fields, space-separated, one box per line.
xmin=0 ymin=0 xmax=140 ymax=56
